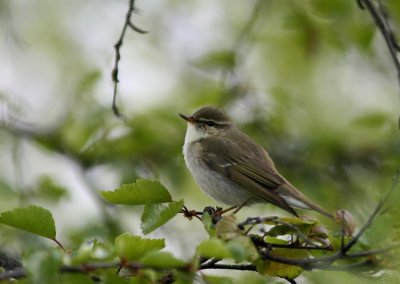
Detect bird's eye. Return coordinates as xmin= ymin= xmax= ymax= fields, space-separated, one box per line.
xmin=205 ymin=121 xmax=215 ymax=127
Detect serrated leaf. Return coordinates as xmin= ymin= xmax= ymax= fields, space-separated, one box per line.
xmin=256 ymin=248 xmax=309 ymax=280
xmin=115 ymin=233 xmax=165 ymax=261
xmin=196 ymin=239 xmax=231 ymax=259
xmin=0 ymin=205 xmax=56 ymax=239
xmin=141 ymin=200 xmax=184 ymax=234
xmin=100 ymin=179 xmax=171 ymax=205
xmin=141 ymin=251 xmax=186 ymax=268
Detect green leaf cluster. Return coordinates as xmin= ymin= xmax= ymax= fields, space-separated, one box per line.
xmin=100 ymin=179 xmax=183 ymax=234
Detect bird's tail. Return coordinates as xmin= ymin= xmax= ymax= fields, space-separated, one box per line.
xmin=280 ymin=183 xmax=334 ymax=219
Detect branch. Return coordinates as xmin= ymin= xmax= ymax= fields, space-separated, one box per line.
xmin=111 ymin=0 xmax=148 ymax=119
xmin=257 ymin=173 xmax=399 ymax=271
xmin=200 ymin=263 xmax=256 ymax=271
xmin=358 ymin=0 xmax=400 ymax=90
xmin=342 ymin=170 xmax=399 ymax=253
xmin=0 ymin=261 xmax=185 ymax=282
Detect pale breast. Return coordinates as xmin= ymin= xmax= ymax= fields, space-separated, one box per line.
xmin=183 ymin=140 xmax=257 ymax=206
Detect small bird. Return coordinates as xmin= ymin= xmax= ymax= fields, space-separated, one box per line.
xmin=180 ymin=106 xmax=333 ymax=218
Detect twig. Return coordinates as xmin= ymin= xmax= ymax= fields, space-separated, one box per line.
xmin=358 ymin=0 xmax=400 ymax=90
xmin=111 ymin=0 xmax=148 ymax=119
xmin=0 ymin=261 xmax=178 ymax=282
xmin=342 ymin=171 xmax=399 ymax=253
xmin=199 ymin=263 xmax=256 ymax=271
xmin=179 ymin=206 xmax=202 ymax=221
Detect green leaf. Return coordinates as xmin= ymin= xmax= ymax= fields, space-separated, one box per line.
xmin=115 ymin=233 xmax=165 ymax=261
xmin=264 ymin=236 xmax=289 ymax=245
xmin=100 ymin=179 xmax=172 ymax=205
xmin=256 ymin=248 xmax=309 ymax=280
xmin=227 ymin=236 xmax=259 ymax=262
xmin=0 ymin=205 xmax=56 ymax=239
xmin=141 ymin=251 xmax=186 ymax=268
xmin=215 ymin=215 xmax=239 ymax=240
xmin=202 ymin=275 xmax=234 ymax=284
xmin=71 ymin=239 xmax=115 ymax=265
xmin=265 ymin=217 xmax=316 ymax=238
xmin=196 ymin=239 xmax=231 ymax=259
xmin=202 ymin=211 xmax=216 ymax=237
xmin=141 ymin=200 xmax=184 ymax=234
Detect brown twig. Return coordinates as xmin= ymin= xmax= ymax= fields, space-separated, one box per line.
xmin=179 ymin=205 xmax=202 ymax=221
xmin=357 ymin=0 xmax=400 ymax=89
xmin=111 ymin=0 xmax=148 ymax=119
xmin=199 ymin=263 xmax=256 ymax=271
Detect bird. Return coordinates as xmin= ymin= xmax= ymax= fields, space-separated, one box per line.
xmin=180 ymin=106 xmax=333 ymax=218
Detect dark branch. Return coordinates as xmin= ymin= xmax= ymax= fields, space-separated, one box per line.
xmin=358 ymin=0 xmax=400 ymax=90
xmin=200 ymin=263 xmax=256 ymax=271
xmin=342 ymin=170 xmax=399 ymax=253
xmin=111 ymin=0 xmax=147 ymax=119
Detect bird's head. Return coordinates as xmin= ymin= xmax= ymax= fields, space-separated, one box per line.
xmin=179 ymin=106 xmax=233 ymax=143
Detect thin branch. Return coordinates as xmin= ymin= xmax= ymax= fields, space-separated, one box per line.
xmin=199 ymin=263 xmax=256 ymax=271
xmin=0 ymin=261 xmax=179 ymax=282
xmin=52 ymin=238 xmax=66 ymax=252
xmin=342 ymin=170 xmax=399 ymax=253
xmin=111 ymin=0 xmax=148 ymax=119
xmin=358 ymin=0 xmax=400 ymax=90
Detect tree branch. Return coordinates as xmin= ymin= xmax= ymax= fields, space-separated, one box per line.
xmin=358 ymin=0 xmax=400 ymax=90
xmin=199 ymin=263 xmax=256 ymax=271
xmin=111 ymin=0 xmax=148 ymax=119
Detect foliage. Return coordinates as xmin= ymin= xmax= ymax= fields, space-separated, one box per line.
xmin=0 ymin=179 xmax=399 ymax=283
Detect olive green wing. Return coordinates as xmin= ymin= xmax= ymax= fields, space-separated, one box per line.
xmin=201 ymin=137 xmax=298 ymax=216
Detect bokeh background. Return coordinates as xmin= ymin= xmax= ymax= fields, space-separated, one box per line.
xmin=1 ymin=0 xmax=400 ymax=283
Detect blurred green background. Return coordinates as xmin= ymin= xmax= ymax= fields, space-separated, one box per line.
xmin=0 ymin=0 xmax=400 ymax=283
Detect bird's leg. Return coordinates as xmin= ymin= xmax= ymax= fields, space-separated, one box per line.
xmin=218 ymin=205 xmax=238 ymax=215
xmin=233 ymin=200 xmax=250 ymax=214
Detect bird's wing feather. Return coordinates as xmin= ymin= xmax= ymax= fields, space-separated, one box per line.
xmin=200 ymin=135 xmax=298 ymax=215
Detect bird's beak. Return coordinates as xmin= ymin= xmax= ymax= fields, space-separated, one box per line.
xmin=179 ymin=113 xmax=195 ymax=123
